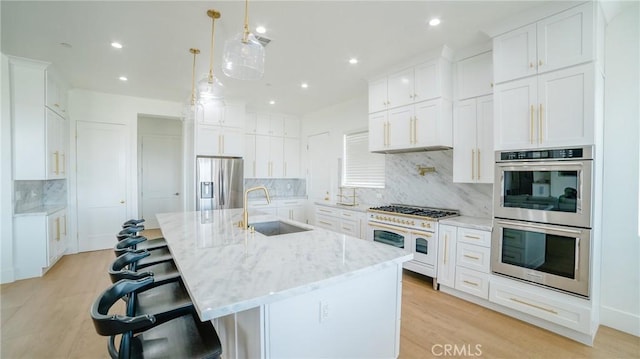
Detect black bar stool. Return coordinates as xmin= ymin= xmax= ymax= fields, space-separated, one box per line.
xmin=114 ymin=237 xmax=173 ymax=269
xmin=91 ymin=278 xmax=222 ymax=359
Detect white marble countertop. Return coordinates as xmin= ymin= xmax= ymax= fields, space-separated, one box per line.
xmin=314 ymin=201 xmax=371 ymax=213
xmin=157 ymin=209 xmax=412 ymax=320
xmin=14 ymin=204 xmax=66 ymax=216
xmin=439 ymin=216 xmax=493 ymax=231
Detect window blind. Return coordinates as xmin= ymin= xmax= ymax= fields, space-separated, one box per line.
xmin=342 ymin=131 xmax=385 ymax=188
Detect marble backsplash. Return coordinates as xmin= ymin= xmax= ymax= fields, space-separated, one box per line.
xmin=245 ymin=178 xmax=306 ymax=199
xmin=14 ymin=180 xmax=67 ymax=213
xmin=348 ymin=150 xmax=493 ymax=218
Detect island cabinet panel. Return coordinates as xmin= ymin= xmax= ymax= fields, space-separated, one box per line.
xmin=265 ymin=265 xmax=401 ymax=358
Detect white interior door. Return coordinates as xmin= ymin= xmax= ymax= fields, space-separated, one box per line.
xmin=140 ymin=135 xmax=182 ymax=228
xmin=76 ymin=121 xmax=127 ymax=252
xmin=307 ymin=132 xmax=331 ymax=202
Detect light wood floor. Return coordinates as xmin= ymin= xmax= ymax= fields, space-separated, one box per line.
xmin=1 ymin=238 xmax=638 ymax=358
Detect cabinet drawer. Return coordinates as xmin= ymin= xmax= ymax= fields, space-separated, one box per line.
xmin=315 ymin=206 xmax=338 ymax=217
xmin=489 ymin=275 xmax=591 ymax=333
xmin=340 ymin=219 xmax=358 ymax=237
xmin=454 ymin=267 xmax=489 ymax=299
xmin=315 ymin=215 xmax=339 ymax=232
xmin=456 ymin=242 xmax=490 ymax=273
xmin=457 ymin=227 xmax=491 ymax=247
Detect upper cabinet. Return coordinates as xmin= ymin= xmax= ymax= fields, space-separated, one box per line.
xmin=368 ymin=49 xmax=453 ymax=153
xmin=453 ymin=96 xmax=493 ymax=183
xmin=10 ymin=58 xmax=68 ymax=180
xmin=493 ymin=2 xmax=594 ymax=84
xmin=494 ymin=64 xmax=594 ymax=150
xmin=198 ymin=102 xmax=245 ymax=128
xmin=245 ymin=112 xmax=302 ymax=178
xmin=195 ymin=102 xmax=246 ymax=157
xmin=455 ymin=51 xmax=493 ymax=100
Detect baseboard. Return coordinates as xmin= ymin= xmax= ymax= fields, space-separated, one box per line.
xmin=600 ymin=305 xmax=640 ymax=337
xmin=1 ymin=268 xmax=15 ymax=284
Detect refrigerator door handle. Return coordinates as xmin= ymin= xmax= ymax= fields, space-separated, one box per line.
xmin=218 ymin=165 xmax=225 ymax=206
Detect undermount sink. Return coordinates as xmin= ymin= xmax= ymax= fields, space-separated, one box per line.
xmin=250 ymin=221 xmax=312 ymax=237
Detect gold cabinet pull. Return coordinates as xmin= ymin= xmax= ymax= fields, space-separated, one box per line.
xmin=510 ymin=297 xmax=558 ymax=314
xmin=463 ymin=280 xmax=479 ymax=287
xmin=284 ymin=162 xmax=287 ymax=177
xmin=61 ymin=153 xmax=66 ymax=175
xmin=464 ymin=234 xmax=482 ymax=240
xmin=318 ymin=221 xmax=332 ymax=226
xmin=471 ymin=149 xmax=475 ymax=180
xmin=253 ymin=161 xmax=256 ymax=177
xmin=529 ymin=62 xmax=534 ymax=69
xmin=54 ymin=151 xmax=60 ymax=175
xmin=539 ymin=103 xmax=543 ymax=144
xmin=477 ymin=149 xmax=481 ymax=179
xmin=539 ymin=59 xmax=543 ymax=66
xmin=443 ymin=234 xmax=449 ymax=265
xmin=55 ymin=217 xmax=60 ymax=241
xmin=530 ymin=105 xmax=535 ymax=144
xmin=464 ymin=254 xmax=480 ymax=260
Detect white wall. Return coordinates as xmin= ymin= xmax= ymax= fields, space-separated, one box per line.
xmin=1 ymin=54 xmax=15 ymax=282
xmin=600 ymin=3 xmax=640 ymax=337
xmin=66 ymin=89 xmax=183 ymax=253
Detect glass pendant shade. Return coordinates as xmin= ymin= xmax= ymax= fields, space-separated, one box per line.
xmin=222 ymin=32 xmax=265 ymax=80
xmin=197 ymin=74 xmax=224 ymax=101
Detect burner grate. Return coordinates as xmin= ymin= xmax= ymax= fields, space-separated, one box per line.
xmin=369 ymin=205 xmax=459 ymax=219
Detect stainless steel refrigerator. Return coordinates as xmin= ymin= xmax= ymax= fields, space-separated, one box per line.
xmin=196 ymin=156 xmax=244 ymax=211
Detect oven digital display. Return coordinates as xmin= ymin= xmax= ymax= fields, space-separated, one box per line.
xmin=500 ymin=148 xmax=584 ymax=161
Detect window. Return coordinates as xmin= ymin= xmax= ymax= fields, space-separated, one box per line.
xmin=342 ymin=131 xmax=385 ymax=188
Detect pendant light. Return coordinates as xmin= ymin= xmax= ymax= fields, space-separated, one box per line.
xmin=189 ymin=48 xmax=200 ymax=106
xmin=222 ymin=0 xmax=265 ymax=80
xmin=197 ymin=9 xmax=224 ymax=101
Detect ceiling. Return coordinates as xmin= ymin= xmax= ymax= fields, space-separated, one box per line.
xmin=2 ymin=1 xmax=558 ymax=116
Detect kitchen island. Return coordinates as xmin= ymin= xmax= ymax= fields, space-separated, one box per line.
xmin=157 ymin=209 xmax=413 ymax=359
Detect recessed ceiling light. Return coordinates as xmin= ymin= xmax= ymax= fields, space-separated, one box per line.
xmin=119 ymin=76 xmax=128 ymax=81
xmin=348 ymin=58 xmax=358 ymax=65
xmin=301 ymin=82 xmax=308 ymax=89
xmin=269 ymin=100 xmax=275 ymax=105
xmin=256 ymin=26 xmax=266 ymax=34
xmin=429 ymin=18 xmax=441 ymax=26
xmin=111 ymin=42 xmax=123 ymax=49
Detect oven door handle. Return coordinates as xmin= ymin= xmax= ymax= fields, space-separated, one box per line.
xmin=495 ymin=220 xmax=583 ymax=235
xmin=575 ymin=238 xmax=580 ymax=272
xmin=369 ymin=222 xmax=409 ymax=234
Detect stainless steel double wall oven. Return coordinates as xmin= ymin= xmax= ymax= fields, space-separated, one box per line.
xmin=492 ymin=146 xmax=593 ymax=297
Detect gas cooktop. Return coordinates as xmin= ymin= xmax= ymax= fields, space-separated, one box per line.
xmin=368 ymin=205 xmax=459 ymax=219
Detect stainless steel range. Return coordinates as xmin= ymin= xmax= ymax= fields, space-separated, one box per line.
xmin=367 ymin=205 xmax=459 ymax=282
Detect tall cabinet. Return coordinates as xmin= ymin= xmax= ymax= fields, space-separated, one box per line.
xmin=245 ymin=112 xmax=301 ymax=178
xmin=10 ymin=58 xmax=68 ymax=180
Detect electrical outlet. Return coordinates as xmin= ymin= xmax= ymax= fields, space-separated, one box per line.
xmin=319 ymin=300 xmax=329 ymax=322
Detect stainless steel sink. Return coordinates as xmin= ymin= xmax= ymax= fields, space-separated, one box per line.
xmin=250 ymin=221 xmax=312 ymax=237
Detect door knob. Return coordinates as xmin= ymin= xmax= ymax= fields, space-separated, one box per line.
xmin=175 ymin=192 xmax=180 ymax=196
xmin=120 ymin=200 xmax=125 ymax=204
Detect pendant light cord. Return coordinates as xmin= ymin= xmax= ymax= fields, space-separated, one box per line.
xmin=190 ymin=48 xmax=199 ymax=105
xmin=208 ymin=15 xmax=216 ymax=82
xmin=242 ymin=0 xmax=250 ymax=43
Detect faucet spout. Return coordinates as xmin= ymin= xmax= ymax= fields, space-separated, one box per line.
xmin=242 ymin=186 xmax=271 ymax=229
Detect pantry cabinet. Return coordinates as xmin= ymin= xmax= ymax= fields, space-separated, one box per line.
xmin=14 ymin=208 xmax=67 ymax=279
xmin=494 ymin=63 xmax=594 ymax=150
xmin=10 ymin=58 xmax=68 ymax=180
xmin=453 ymin=96 xmax=493 ymax=183
xmin=255 ymin=135 xmax=284 ymax=178
xmin=493 ymin=2 xmax=594 ymax=84
xmin=283 ymin=138 xmax=301 ymax=178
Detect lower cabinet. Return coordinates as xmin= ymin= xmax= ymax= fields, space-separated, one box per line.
xmin=14 ymin=208 xmax=67 ymax=279
xmin=249 ymin=199 xmax=307 ymax=223
xmin=437 ymin=224 xmax=490 ymax=299
xmin=314 ymin=204 xmax=366 ymax=239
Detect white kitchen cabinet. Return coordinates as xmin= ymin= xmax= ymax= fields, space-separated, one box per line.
xmin=283 ymin=138 xmax=301 ymax=178
xmin=248 ymin=199 xmax=277 ymax=216
xmin=368 ymin=111 xmax=388 ymax=152
xmin=244 ymin=134 xmax=256 ymax=177
xmin=453 ymin=95 xmax=493 ymax=183
xmin=196 ymin=125 xmax=244 ymax=157
xmin=255 ymin=135 xmax=284 ymax=178
xmin=456 ymin=51 xmax=493 ymax=100
xmin=436 ymin=224 xmax=457 ymax=288
xmin=199 ymin=102 xmax=245 ymax=128
xmin=493 ymin=2 xmax=594 ymax=84
xmin=276 ymin=199 xmax=307 ymax=223
xmin=368 ymin=78 xmax=389 ymax=113
xmin=10 ymin=58 xmax=68 ymax=180
xmin=14 ymin=208 xmax=67 ymax=280
xmin=387 ymin=68 xmax=415 ymax=109
xmin=494 ymin=63 xmax=594 ymax=150
xmin=314 ymin=204 xmax=366 ymax=239
xmin=370 ymin=99 xmax=452 ymax=153
xmin=45 ymin=68 xmax=68 ymax=117
xmin=255 ymin=113 xmax=284 ymax=136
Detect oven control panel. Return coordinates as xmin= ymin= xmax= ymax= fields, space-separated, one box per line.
xmin=368 ymin=213 xmax=435 ymax=232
